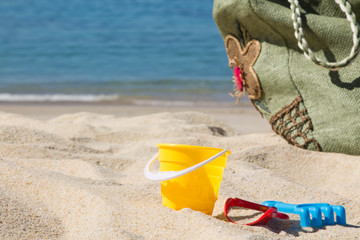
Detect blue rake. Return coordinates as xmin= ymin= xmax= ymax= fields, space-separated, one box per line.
xmin=261 ymin=201 xmax=346 ymax=228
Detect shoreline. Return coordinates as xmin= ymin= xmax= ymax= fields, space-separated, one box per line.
xmin=0 ymin=100 xmax=271 ymax=134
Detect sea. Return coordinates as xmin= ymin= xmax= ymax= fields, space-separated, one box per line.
xmin=0 ymin=0 xmax=235 ymax=105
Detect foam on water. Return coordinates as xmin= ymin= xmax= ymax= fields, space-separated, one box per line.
xmin=0 ymin=93 xmax=119 ymax=102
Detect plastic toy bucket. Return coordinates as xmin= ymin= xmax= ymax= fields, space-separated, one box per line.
xmin=144 ymin=144 xmax=230 ymax=215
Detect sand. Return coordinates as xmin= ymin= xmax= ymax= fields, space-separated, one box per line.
xmin=0 ymin=103 xmax=359 ymax=239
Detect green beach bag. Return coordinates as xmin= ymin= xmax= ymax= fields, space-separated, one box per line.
xmin=213 ymin=0 xmax=360 ymax=155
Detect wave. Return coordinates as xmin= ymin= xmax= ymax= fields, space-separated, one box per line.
xmin=0 ymin=93 xmax=119 ymax=102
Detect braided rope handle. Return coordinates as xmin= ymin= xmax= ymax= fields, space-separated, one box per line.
xmin=288 ymin=0 xmax=360 ymax=70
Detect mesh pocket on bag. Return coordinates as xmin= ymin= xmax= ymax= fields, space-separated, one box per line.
xmin=270 ymin=96 xmax=322 ymax=151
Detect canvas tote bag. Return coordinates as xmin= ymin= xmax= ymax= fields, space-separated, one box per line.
xmin=213 ymin=0 xmax=360 ymax=155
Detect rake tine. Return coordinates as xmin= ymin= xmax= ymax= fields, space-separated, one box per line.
xmin=296 ymin=207 xmax=312 ymax=227
xmin=321 ymin=205 xmax=335 ymax=225
xmin=332 ymin=205 xmax=346 ymax=225
xmin=308 ymin=207 xmax=322 ymax=228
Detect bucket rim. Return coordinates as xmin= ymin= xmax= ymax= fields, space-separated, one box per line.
xmin=156 ymin=143 xmax=231 ymax=154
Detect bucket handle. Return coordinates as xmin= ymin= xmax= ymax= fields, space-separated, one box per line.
xmin=144 ymin=150 xmax=228 ymax=181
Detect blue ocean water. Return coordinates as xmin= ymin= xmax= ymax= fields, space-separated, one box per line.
xmin=0 ymin=0 xmax=233 ymax=103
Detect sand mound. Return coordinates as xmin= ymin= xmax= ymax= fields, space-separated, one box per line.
xmin=0 ymin=111 xmax=359 ymax=239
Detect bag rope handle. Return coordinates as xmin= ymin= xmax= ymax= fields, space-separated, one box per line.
xmin=288 ymin=0 xmax=360 ymax=70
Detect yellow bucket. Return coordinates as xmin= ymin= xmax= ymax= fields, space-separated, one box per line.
xmin=144 ymin=143 xmax=230 ymax=215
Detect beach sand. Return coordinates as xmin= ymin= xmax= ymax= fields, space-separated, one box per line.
xmin=0 ymin=102 xmax=359 ymax=239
